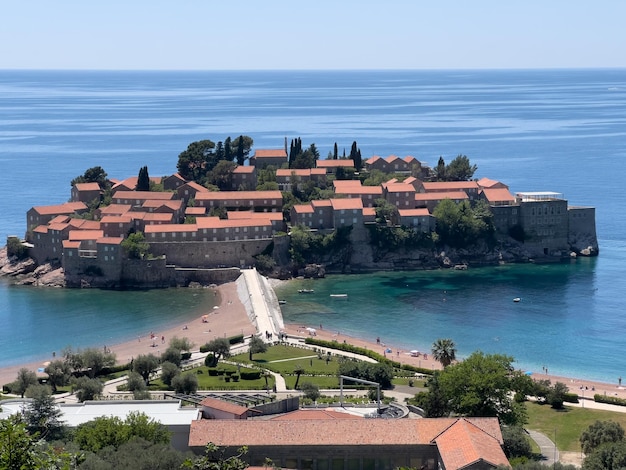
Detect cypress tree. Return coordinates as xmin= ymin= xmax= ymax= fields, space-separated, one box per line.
xmin=333 ymin=142 xmax=338 ymax=160
xmin=136 ymin=166 xmax=150 ymax=191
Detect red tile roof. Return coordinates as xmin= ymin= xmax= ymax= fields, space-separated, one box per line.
xmin=233 ymin=165 xmax=256 ymax=174
xmin=317 ymin=159 xmax=354 ymax=168
xmin=481 ymin=188 xmax=515 ymax=204
xmin=335 ymin=186 xmax=383 ymax=196
xmin=144 ymin=224 xmax=197 ymax=234
xmin=330 ymin=198 xmax=363 ymax=210
xmin=32 ymin=202 xmax=87 ymax=215
xmin=68 ymin=230 xmax=104 ymax=241
xmin=99 ymin=204 xmax=132 ymax=215
xmin=253 ymin=149 xmax=287 ymax=158
xmin=227 ymin=211 xmax=283 ymax=221
xmin=434 ymin=418 xmax=508 ymax=469
xmin=74 ymin=182 xmax=101 ymax=191
xmin=311 ymin=200 xmax=332 ymax=208
xmin=200 ymin=397 xmax=249 ymax=416
xmin=415 ymin=191 xmax=469 ymax=202
xmin=292 ymin=204 xmax=314 ymax=214
xmin=185 ymin=207 xmax=207 ymax=215
xmin=384 ymin=183 xmax=416 ymax=193
xmin=195 ymin=190 xmax=282 ymax=201
xmin=62 ymin=240 xmax=81 ymax=249
xmin=271 ymin=409 xmax=361 ymax=420
xmin=188 ymin=417 xmax=502 ymax=449
xmin=113 ymin=191 xmax=175 ymax=201
xmin=422 ymin=181 xmax=479 ymax=191
xmin=100 ymin=215 xmax=132 ymax=224
xmin=399 ymin=208 xmax=431 ymax=217
xmin=196 ymin=218 xmax=272 ymax=230
xmin=332 ymin=180 xmax=363 ymax=189
xmin=97 ymin=237 xmax=123 ymax=245
xmin=477 ymin=177 xmax=507 ymax=189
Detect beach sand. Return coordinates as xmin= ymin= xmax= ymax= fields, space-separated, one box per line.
xmin=3 ymin=279 xmax=626 ymax=403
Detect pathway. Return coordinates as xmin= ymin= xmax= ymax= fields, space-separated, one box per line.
xmin=527 ymin=429 xmax=559 ymax=466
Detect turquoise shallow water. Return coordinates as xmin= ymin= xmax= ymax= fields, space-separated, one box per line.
xmin=0 ymin=69 xmax=624 ymax=381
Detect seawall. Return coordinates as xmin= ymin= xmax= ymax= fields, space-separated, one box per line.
xmin=235 ymin=268 xmax=284 ymax=340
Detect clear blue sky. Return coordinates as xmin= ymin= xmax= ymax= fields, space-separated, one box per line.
xmin=2 ymin=0 xmax=624 ymax=70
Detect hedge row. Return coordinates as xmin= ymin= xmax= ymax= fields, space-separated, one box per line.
xmin=304 ymin=338 xmax=433 ymax=376
xmin=594 ymin=394 xmax=626 ymax=406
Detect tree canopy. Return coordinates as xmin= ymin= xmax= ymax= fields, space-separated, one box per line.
xmin=121 ymin=231 xmax=150 ymax=259
xmin=434 ymin=155 xmax=477 ymax=181
xmin=136 ymin=165 xmax=150 ymax=191
xmin=580 ymin=420 xmax=625 ymax=455
xmin=71 ymin=165 xmax=109 ymax=189
xmin=433 ymin=199 xmax=495 ymax=249
xmin=415 ymin=351 xmax=531 ymax=426
xmin=431 ymin=338 xmax=457 ymax=367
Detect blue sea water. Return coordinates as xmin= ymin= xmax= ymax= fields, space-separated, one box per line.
xmin=0 ymin=69 xmax=625 ymax=381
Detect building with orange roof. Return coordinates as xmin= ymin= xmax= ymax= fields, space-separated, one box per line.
xmin=177 ymin=181 xmax=209 ymax=205
xmin=414 ymin=191 xmax=469 ymax=211
xmin=227 ymin=210 xmax=285 ymax=232
xmin=162 ymin=173 xmax=187 ymax=191
xmin=477 ymin=177 xmax=508 ymax=190
xmin=187 ymin=416 xmax=508 ymax=470
xmin=101 ymin=215 xmax=133 ymax=238
xmin=71 ymin=182 xmax=101 ymax=204
xmin=316 ymin=159 xmax=355 ymax=175
xmin=383 ymin=182 xmax=416 ymax=209
xmin=250 ymin=149 xmax=288 ymax=169
xmin=232 ymin=165 xmax=257 ymax=190
xmin=333 ymin=182 xmax=383 ymax=207
xmin=330 ymin=198 xmax=363 ymax=229
xmin=421 ymin=181 xmax=480 ymax=200
xmin=276 ymin=168 xmax=326 ymax=191
xmin=479 ymin=188 xmax=516 ymax=207
xmin=95 ymin=204 xmax=132 ymax=219
xmin=111 ymin=176 xmax=162 ymax=192
xmin=365 ymin=155 xmax=424 ymax=176
xmin=112 ymin=190 xmax=176 ymax=206
xmin=27 ymin=202 xmax=88 ymax=231
xmin=195 ymin=190 xmax=282 ymax=213
xmin=398 ymin=208 xmax=435 ymax=232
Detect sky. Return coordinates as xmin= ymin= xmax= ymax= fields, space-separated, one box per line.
xmin=2 ymin=0 xmax=625 ymax=70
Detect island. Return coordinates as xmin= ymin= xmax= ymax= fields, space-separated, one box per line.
xmin=3 ymin=138 xmax=598 ymax=288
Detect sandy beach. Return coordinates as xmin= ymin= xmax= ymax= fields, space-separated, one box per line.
xmin=3 ymin=277 xmax=626 ymax=403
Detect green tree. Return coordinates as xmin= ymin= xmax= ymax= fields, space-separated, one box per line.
xmin=126 ymin=371 xmax=151 ymax=400
xmin=501 ymin=425 xmax=533 ymax=459
xmin=204 ymin=338 xmax=231 ymax=363
xmin=436 ymin=351 xmax=528 ymax=426
xmin=433 ymin=199 xmax=495 ymax=249
xmin=160 ymin=361 xmax=181 ymax=387
xmin=546 ymin=381 xmax=569 ymax=409
xmin=583 ymin=441 xmax=626 ymax=470
xmin=301 ymin=382 xmax=320 ymax=401
xmin=80 ymin=437 xmax=187 ymax=470
xmin=73 ymin=411 xmax=170 ymax=452
xmin=224 ymin=136 xmax=233 ymax=161
xmin=412 ymin=371 xmax=450 ymax=418
xmin=431 ymin=338 xmax=457 ymax=367
xmin=172 ymin=372 xmax=199 ymax=394
xmin=121 ymin=231 xmax=150 ymax=259
xmin=6 ymin=236 xmax=28 ymax=260
xmin=248 ymin=335 xmax=268 ymax=361
xmin=71 ymin=165 xmax=109 ymax=189
xmin=133 ymin=354 xmax=160 ymax=385
xmin=333 ymin=142 xmax=338 ymax=160
xmin=183 ymin=442 xmax=249 ymax=470
xmin=445 ymin=154 xmax=477 ymax=181
xmin=44 ymin=359 xmax=72 ymax=393
xmin=136 ymin=165 xmax=150 ymax=191
xmin=208 ymin=160 xmax=236 ymax=190
xmin=232 ymin=135 xmax=253 ymax=165
xmin=177 ymin=139 xmax=217 ymax=183
xmin=580 ymin=421 xmax=625 ymax=455
xmin=13 ymin=367 xmax=38 ymax=398
xmin=23 ymin=384 xmax=65 ymax=441
xmin=80 ymin=347 xmax=116 ymax=378
xmin=71 ymin=376 xmax=104 ymax=402
xmin=161 ymin=346 xmax=183 ymax=367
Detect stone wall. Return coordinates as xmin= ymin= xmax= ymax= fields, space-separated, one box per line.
xmin=568 ymin=206 xmax=599 ymax=255
xmin=148 ymin=239 xmax=273 ymax=268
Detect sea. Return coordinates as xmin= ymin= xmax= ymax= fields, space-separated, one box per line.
xmin=0 ymin=69 xmax=624 ymax=383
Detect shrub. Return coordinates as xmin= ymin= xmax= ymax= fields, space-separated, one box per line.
xmin=232 ymin=375 xmax=239 ymax=382
xmin=228 ymin=335 xmax=244 ymax=345
xmin=240 ymin=371 xmax=261 ymax=380
xmin=208 ymin=368 xmax=219 ymax=376
xmin=204 ymin=354 xmax=217 ymax=367
xmin=6 ymin=237 xmax=28 ymax=260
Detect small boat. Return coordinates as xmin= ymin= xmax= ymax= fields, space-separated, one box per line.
xmin=278 ymin=300 xmax=287 ymax=305
xmin=513 ymin=297 xmax=521 ymax=303
xmin=330 ymin=294 xmax=348 ymax=299
xmin=298 ymin=289 xmax=314 ymax=294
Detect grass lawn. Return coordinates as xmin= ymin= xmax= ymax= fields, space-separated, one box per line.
xmin=147 ymin=364 xmax=274 ymax=391
xmin=525 ymin=401 xmax=626 ymax=452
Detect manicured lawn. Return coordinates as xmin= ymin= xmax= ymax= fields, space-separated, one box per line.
xmin=148 ymin=364 xmax=274 ymax=391
xmin=525 ymin=401 xmax=626 ymax=452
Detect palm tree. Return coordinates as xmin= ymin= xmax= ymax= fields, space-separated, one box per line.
xmin=293 ymin=364 xmax=305 ymax=390
xmin=431 ymin=338 xmax=457 ymax=368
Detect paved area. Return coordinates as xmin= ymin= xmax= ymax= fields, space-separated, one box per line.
xmin=527 ymin=429 xmax=559 ymax=466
